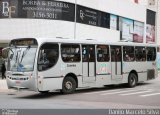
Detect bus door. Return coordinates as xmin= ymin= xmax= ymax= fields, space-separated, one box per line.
xmin=111 ymin=46 xmax=122 ymax=80
xmin=82 ymin=45 xmax=96 ymax=82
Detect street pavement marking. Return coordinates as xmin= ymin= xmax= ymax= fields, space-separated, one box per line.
xmin=140 ymin=93 xmax=160 ymax=97
xmin=83 ymin=88 xmax=160 ymax=97
xmin=120 ymin=90 xmax=153 ymax=96
xmin=83 ymin=88 xmax=127 ymax=95
xmin=100 ymin=89 xmax=143 ymax=95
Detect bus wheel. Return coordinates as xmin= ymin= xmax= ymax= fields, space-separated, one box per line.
xmin=128 ymin=73 xmax=137 ymax=88
xmin=62 ymin=77 xmax=76 ymax=94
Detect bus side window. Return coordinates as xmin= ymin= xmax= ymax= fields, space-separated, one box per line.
xmin=38 ymin=43 xmax=59 ymax=71
xmin=123 ymin=46 xmax=134 ymax=62
xmin=89 ymin=46 xmax=95 ymax=62
xmin=97 ymin=45 xmax=110 ymax=62
xmin=135 ymin=47 xmax=146 ymax=62
xmin=82 ymin=46 xmax=88 ymax=62
xmin=61 ymin=44 xmax=80 ymax=62
xmin=111 ymin=46 xmax=121 ymax=62
xmin=116 ymin=47 xmax=121 ymax=62
xmin=147 ymin=47 xmax=156 ymax=61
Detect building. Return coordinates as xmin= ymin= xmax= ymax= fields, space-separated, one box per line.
xmin=0 ymin=0 xmax=156 ymax=51
xmin=131 ymin=0 xmax=160 ymax=45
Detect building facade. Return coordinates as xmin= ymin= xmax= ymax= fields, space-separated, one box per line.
xmin=131 ymin=0 xmax=160 ymax=45
xmin=0 ymin=0 xmax=156 ymax=48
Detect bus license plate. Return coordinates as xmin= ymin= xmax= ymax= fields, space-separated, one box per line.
xmin=16 ymin=81 xmax=21 ymax=85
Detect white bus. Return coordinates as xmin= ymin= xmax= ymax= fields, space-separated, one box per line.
xmin=6 ymin=38 xmax=158 ymax=93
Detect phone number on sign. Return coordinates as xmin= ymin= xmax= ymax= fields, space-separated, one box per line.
xmin=33 ymin=12 xmax=57 ymax=19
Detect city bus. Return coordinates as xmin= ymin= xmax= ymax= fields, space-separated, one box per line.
xmin=6 ymin=38 xmax=158 ymax=94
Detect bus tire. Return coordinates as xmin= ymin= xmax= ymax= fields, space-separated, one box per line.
xmin=62 ymin=77 xmax=76 ymax=94
xmin=128 ymin=73 xmax=137 ymax=88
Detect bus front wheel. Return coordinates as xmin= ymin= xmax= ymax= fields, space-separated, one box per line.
xmin=128 ymin=73 xmax=137 ymax=88
xmin=62 ymin=77 xmax=76 ymax=94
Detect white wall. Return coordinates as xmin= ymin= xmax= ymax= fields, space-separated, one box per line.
xmin=129 ymin=0 xmax=148 ymax=6
xmin=0 ymin=19 xmax=75 ymax=42
xmin=138 ymin=0 xmax=148 ymax=6
xmin=76 ymin=24 xmax=120 ymax=42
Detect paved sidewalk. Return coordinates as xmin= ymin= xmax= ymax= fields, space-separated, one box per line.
xmin=0 ymin=78 xmax=17 ymax=93
xmin=0 ymin=72 xmax=8 ymax=91
xmin=0 ymin=79 xmax=8 ymax=90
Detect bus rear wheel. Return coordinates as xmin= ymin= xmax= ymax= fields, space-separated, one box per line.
xmin=128 ymin=73 xmax=137 ymax=88
xmin=62 ymin=77 xmax=76 ymax=94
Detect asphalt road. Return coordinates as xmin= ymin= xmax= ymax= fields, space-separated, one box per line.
xmin=0 ymin=76 xmax=160 ymax=109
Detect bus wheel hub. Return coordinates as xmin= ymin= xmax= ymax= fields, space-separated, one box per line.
xmin=65 ymin=81 xmax=72 ymax=89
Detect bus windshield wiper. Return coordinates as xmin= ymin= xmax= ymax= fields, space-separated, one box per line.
xmin=15 ymin=48 xmax=22 ymax=64
xmin=20 ymin=45 xmax=31 ymax=63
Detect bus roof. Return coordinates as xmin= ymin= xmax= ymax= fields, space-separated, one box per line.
xmin=11 ymin=37 xmax=158 ymax=47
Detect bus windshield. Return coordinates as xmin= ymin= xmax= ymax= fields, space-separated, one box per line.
xmin=8 ymin=47 xmax=37 ymax=72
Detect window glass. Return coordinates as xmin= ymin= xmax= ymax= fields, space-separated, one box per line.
xmin=38 ymin=43 xmax=59 ymax=71
xmin=88 ymin=46 xmax=95 ymax=62
xmin=82 ymin=45 xmax=95 ymax=62
xmin=146 ymin=47 xmax=156 ymax=61
xmin=111 ymin=46 xmax=122 ymax=62
xmin=97 ymin=45 xmax=110 ymax=62
xmin=123 ymin=46 xmax=135 ymax=62
xmin=61 ymin=44 xmax=80 ymax=62
xmin=135 ymin=47 xmax=146 ymax=61
xmin=82 ymin=45 xmax=88 ymax=62
xmin=8 ymin=47 xmax=37 ymax=72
